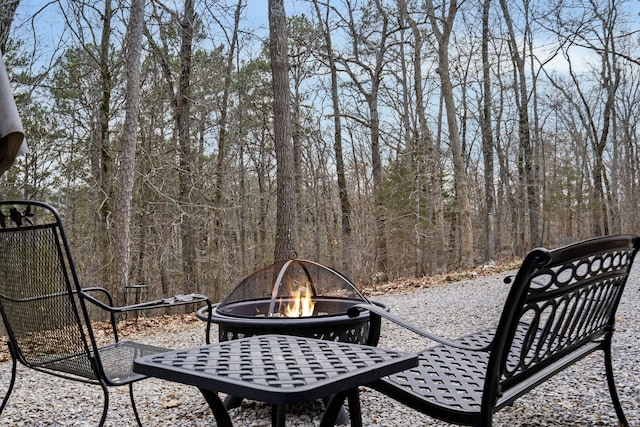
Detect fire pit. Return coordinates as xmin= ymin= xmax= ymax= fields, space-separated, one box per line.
xmin=197 ymin=258 xmax=385 ymax=346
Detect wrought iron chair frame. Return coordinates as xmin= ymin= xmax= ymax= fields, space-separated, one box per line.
xmin=351 ymin=235 xmax=639 ymax=426
xmin=0 ymin=200 xmax=212 ymax=426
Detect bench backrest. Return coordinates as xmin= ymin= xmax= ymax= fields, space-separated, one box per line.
xmin=0 ymin=201 xmax=97 ymax=378
xmin=486 ymin=235 xmax=639 ymax=404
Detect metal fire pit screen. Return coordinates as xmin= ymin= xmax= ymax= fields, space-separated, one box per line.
xmin=198 ymin=258 xmax=384 ymax=346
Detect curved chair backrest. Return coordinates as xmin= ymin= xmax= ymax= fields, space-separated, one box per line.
xmin=485 ymin=235 xmax=640 ymax=407
xmin=0 ymin=201 xmax=97 ymax=379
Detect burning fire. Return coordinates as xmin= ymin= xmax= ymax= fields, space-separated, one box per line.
xmin=283 ymin=285 xmax=316 ymax=317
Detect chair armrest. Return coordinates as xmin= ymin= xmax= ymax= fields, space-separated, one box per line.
xmin=81 ymin=288 xmax=208 ymax=311
xmin=81 ymin=288 xmax=212 ymax=344
xmin=348 ymin=303 xmax=492 ymax=352
xmin=81 ymin=287 xmax=115 ymax=307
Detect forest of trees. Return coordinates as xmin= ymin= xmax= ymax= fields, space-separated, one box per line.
xmin=1 ymin=0 xmax=639 ymax=303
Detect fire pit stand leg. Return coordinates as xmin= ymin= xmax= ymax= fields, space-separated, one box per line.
xmin=322 ymin=396 xmax=349 ymax=425
xmin=320 ymin=390 xmax=361 ymax=427
xmin=223 ymin=394 xmax=348 ymax=426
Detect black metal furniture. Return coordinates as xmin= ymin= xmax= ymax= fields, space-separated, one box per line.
xmin=350 ymin=235 xmax=639 ymax=427
xmin=0 ymin=200 xmax=212 ymax=426
xmin=133 ymin=334 xmax=418 ymax=427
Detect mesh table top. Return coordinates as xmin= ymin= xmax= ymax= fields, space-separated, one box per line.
xmin=134 ymin=334 xmax=417 ymax=405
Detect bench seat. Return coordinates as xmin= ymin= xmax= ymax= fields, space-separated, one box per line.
xmin=372 ymin=324 xmax=604 ymax=425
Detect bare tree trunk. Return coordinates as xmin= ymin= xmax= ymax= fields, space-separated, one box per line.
xmin=238 ymin=132 xmax=247 ymax=272
xmin=399 ymin=0 xmax=445 ymax=274
xmin=290 ymin=45 xmax=304 ymax=258
xmin=425 ymin=0 xmax=474 ymax=268
xmin=499 ymin=0 xmax=539 ymax=250
xmin=370 ymin=87 xmax=388 ymax=276
xmin=0 ymin=0 xmax=19 ymax=53
xmin=269 ymin=0 xmax=297 ymax=261
xmin=213 ymin=0 xmax=243 ymax=224
xmin=178 ymin=0 xmax=196 ymax=294
xmin=481 ymin=0 xmax=496 ymax=260
xmin=212 ymin=0 xmax=243 ymax=296
xmin=312 ymin=0 xmax=352 ymax=274
xmin=112 ymin=0 xmax=144 ymax=304
xmin=370 ymin=0 xmax=389 ymax=277
xmin=96 ymin=0 xmax=114 ymax=291
xmin=143 ymin=1 xmax=196 ymax=294
xmin=339 ymin=0 xmax=391 ymax=277
xmin=592 ymin=4 xmax=620 ymax=235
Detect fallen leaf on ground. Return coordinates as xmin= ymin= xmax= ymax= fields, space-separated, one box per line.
xmin=162 ymin=399 xmax=180 ymax=408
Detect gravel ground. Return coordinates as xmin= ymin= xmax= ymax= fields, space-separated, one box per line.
xmin=1 ymin=264 xmax=639 ymax=426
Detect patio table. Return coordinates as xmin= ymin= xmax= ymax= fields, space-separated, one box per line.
xmin=133 ymin=334 xmax=417 ymax=427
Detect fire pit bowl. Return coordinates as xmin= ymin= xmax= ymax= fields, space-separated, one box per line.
xmin=197 ymin=258 xmax=386 ymax=346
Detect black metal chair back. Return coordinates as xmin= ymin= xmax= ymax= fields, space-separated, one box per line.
xmin=0 ymin=201 xmax=97 ymax=378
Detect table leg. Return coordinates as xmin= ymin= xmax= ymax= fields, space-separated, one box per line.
xmin=347 ymin=389 xmax=362 ymax=427
xmin=198 ymin=388 xmax=233 ymax=427
xmin=271 ymin=403 xmax=286 ymax=427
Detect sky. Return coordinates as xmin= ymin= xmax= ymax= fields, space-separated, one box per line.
xmin=10 ymin=0 xmax=305 ymax=71
xmin=9 ymin=0 xmax=640 ymax=78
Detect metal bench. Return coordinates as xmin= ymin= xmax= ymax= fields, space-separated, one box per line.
xmin=350 ymin=235 xmax=639 ymax=426
xmin=0 ymin=200 xmax=212 ymax=426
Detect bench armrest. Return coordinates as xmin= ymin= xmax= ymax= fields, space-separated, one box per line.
xmin=348 ymin=303 xmax=492 ymax=352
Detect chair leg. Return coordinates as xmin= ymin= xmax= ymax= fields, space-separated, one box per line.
xmin=98 ymin=380 xmax=109 ymax=427
xmin=478 ymin=403 xmax=493 ymax=427
xmin=603 ymin=345 xmax=629 ymax=427
xmin=0 ymin=355 xmax=17 ymax=414
xmin=129 ymin=383 xmax=143 ymax=427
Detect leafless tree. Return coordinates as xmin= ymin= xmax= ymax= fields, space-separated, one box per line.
xmin=269 ymin=0 xmax=297 ymax=261
xmin=0 ymin=0 xmax=19 ymax=53
xmin=312 ymin=0 xmax=353 ymax=275
xmin=481 ymin=0 xmax=496 ymax=260
xmin=424 ymin=0 xmax=474 ymax=268
xmin=112 ymin=0 xmax=145 ymax=303
xmin=498 ymin=0 xmax=539 ymax=251
xmin=338 ymin=0 xmax=394 ymax=277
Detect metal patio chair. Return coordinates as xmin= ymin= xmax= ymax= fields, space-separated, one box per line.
xmin=0 ymin=200 xmax=212 ymax=426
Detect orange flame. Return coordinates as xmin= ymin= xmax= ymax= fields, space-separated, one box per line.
xmin=284 ymin=285 xmax=316 ymax=317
